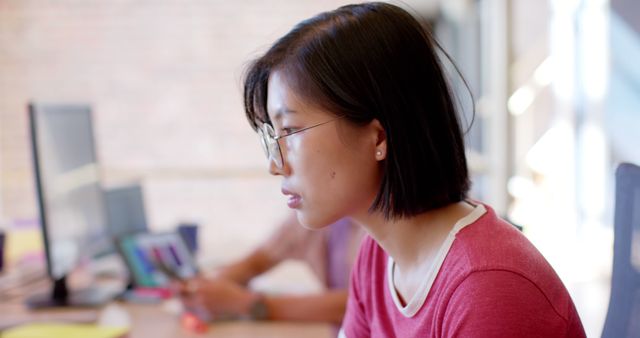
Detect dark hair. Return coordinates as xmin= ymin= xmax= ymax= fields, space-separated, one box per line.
xmin=243 ymin=2 xmax=470 ymax=219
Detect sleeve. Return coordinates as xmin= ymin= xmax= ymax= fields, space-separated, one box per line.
xmin=441 ymin=270 xmax=585 ymax=338
xmin=340 ymin=237 xmax=373 ymax=338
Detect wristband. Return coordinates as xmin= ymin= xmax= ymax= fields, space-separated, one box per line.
xmin=248 ymin=294 xmax=268 ymax=321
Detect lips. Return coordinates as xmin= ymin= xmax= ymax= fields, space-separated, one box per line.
xmin=281 ymin=187 xmax=302 ymax=209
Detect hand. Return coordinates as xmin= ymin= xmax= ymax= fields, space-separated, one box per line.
xmin=175 ymin=276 xmax=257 ymax=321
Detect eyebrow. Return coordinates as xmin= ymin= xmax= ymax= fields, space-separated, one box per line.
xmin=272 ymin=108 xmax=298 ymax=120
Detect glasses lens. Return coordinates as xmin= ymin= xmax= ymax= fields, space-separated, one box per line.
xmin=258 ymin=128 xmax=269 ymax=157
xmin=262 ymin=124 xmax=283 ymax=168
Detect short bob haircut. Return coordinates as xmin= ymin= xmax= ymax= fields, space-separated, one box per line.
xmin=243 ymin=2 xmax=470 ymax=219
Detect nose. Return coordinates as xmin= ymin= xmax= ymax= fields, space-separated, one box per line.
xmin=268 ymin=157 xmax=282 ymax=175
xmin=268 ymin=145 xmax=288 ymax=176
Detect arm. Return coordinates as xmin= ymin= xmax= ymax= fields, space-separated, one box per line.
xmin=262 ymin=290 xmax=348 ymax=323
xmin=212 ymin=212 xmax=303 ymax=285
xmin=181 ymin=276 xmax=348 ymax=323
xmin=181 ymin=213 xmax=349 ymax=323
xmin=211 ymin=247 xmax=279 ymax=286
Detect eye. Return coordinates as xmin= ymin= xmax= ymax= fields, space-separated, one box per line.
xmin=281 ymin=126 xmax=298 ymax=135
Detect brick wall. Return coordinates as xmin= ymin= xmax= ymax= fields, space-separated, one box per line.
xmin=0 ymin=0 xmax=357 ymax=263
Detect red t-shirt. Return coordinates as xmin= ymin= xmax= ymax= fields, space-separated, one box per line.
xmin=341 ymin=204 xmax=586 ymax=338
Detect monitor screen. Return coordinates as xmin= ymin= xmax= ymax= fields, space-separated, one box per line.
xmin=104 ymin=184 xmax=148 ymax=239
xmin=29 ymin=103 xmax=109 ymax=280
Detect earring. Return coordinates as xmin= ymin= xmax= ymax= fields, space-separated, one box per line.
xmin=376 ymin=150 xmax=383 ymax=157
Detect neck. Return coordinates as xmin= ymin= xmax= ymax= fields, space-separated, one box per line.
xmin=353 ymin=201 xmax=474 ymax=272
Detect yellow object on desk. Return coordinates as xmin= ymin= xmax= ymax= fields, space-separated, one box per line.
xmin=1 ymin=323 xmax=128 ymax=338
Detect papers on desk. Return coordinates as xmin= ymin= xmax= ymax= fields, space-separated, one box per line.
xmin=0 ymin=308 xmax=99 ymax=332
xmin=1 ymin=323 xmax=128 ymax=338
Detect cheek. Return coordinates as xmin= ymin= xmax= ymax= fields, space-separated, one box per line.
xmin=284 ymin=135 xmax=329 ymax=166
xmin=333 ymin=158 xmax=380 ymax=198
xmin=285 ymin=133 xmax=380 ymax=201
xmin=314 ymin=142 xmax=380 ymax=203
xmin=285 ymin=135 xmax=381 ymax=227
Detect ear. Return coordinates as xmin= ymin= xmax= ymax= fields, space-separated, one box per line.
xmin=369 ymin=119 xmax=387 ymax=161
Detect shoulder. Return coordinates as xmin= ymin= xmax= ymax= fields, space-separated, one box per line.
xmin=441 ymin=269 xmax=585 ymax=337
xmin=449 ymin=204 xmax=557 ymax=281
xmin=435 ymin=205 xmax=585 ymax=337
xmin=348 ymin=235 xmax=390 ymax=306
xmin=342 ymin=236 xmax=383 ymax=338
xmin=352 ymin=235 xmax=386 ymax=277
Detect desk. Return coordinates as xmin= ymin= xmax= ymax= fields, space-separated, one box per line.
xmin=126 ymin=302 xmax=335 ymax=338
xmin=0 ymin=279 xmax=335 ymax=338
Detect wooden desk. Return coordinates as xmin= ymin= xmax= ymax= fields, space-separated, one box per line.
xmin=125 ymin=302 xmax=335 ymax=338
xmin=0 ymin=300 xmax=335 ymax=338
xmin=0 ymin=279 xmax=335 ymax=338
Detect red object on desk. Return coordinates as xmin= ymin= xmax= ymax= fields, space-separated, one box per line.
xmin=134 ymin=287 xmax=173 ymax=299
xmin=181 ymin=312 xmax=208 ymax=334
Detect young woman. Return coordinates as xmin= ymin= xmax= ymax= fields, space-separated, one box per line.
xmin=242 ymin=2 xmax=586 ymax=337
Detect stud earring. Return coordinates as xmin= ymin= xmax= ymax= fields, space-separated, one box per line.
xmin=376 ymin=150 xmax=383 ymax=157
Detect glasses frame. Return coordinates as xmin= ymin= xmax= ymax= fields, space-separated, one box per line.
xmin=258 ymin=116 xmax=344 ymax=169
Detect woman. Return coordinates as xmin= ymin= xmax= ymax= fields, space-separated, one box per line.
xmin=242 ymin=3 xmax=586 ymax=337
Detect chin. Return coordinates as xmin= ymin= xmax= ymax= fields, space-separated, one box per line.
xmin=295 ymin=211 xmax=334 ymax=230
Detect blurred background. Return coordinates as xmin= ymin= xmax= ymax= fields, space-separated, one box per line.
xmin=0 ymin=0 xmax=638 ymax=336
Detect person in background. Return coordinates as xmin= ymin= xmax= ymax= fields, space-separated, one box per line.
xmin=177 ymin=212 xmax=363 ymax=324
xmin=241 ymin=2 xmax=586 ymax=337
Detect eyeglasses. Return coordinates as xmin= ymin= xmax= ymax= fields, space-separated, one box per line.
xmin=258 ymin=116 xmax=343 ymax=169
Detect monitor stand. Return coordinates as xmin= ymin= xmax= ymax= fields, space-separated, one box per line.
xmin=25 ymin=276 xmax=113 ymax=309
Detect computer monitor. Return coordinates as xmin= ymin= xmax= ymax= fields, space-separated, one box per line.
xmin=104 ymin=184 xmax=148 ymax=239
xmin=27 ymin=102 xmax=114 ymax=308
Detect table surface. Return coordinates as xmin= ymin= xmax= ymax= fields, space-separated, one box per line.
xmin=0 ymin=276 xmax=335 ymax=338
